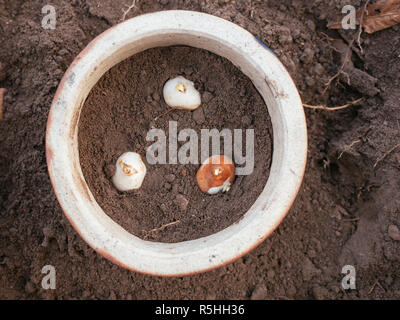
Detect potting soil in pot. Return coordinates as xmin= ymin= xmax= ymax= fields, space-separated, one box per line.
xmin=78 ymin=46 xmax=273 ymax=243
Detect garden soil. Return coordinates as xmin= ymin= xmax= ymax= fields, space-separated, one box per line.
xmin=0 ymin=0 xmax=399 ymax=299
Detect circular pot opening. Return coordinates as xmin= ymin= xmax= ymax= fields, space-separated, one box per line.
xmin=46 ymin=10 xmax=307 ymax=276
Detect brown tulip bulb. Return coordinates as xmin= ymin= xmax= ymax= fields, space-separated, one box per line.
xmin=196 ymin=155 xmax=235 ymax=194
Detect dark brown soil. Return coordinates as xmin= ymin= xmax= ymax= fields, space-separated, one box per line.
xmin=0 ymin=0 xmax=399 ymax=300
xmin=78 ymin=46 xmax=272 ymax=243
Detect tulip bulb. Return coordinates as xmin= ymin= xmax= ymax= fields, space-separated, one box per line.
xmin=112 ymin=152 xmax=146 ymax=191
xmin=196 ymin=155 xmax=235 ymax=195
xmin=163 ymin=76 xmax=201 ymax=110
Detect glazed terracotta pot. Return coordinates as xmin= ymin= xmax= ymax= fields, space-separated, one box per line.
xmin=46 ymin=10 xmax=307 ymax=276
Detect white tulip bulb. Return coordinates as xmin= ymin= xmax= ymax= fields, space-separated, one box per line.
xmin=112 ymin=152 xmax=146 ymax=191
xmin=163 ymin=76 xmax=201 ymax=110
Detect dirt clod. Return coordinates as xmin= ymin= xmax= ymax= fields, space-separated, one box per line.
xmin=302 ymin=258 xmax=321 ymax=281
xmin=250 ymin=283 xmax=268 ymax=300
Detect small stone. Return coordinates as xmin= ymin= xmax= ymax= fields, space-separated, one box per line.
xmin=250 ymin=283 xmax=268 ymax=300
xmin=267 ymin=270 xmax=275 ymax=281
xmin=175 ymin=194 xmax=189 ymax=211
xmin=388 ymin=224 xmax=400 ymax=241
xmin=159 ymin=0 xmax=169 ymax=5
xmin=192 ymin=107 xmax=205 ymax=124
xmin=165 ymin=174 xmax=176 ymax=182
xmin=202 ymin=91 xmax=213 ymax=103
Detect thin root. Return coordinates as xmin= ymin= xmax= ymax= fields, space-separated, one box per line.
xmin=357 ymin=0 xmax=372 ymax=54
xmin=373 ymin=143 xmax=400 ymax=169
xmin=323 ymin=0 xmax=370 ymax=92
xmin=368 ymin=280 xmax=378 ymax=295
xmin=120 ymin=0 xmax=137 ymax=22
xmin=143 ymin=220 xmax=181 ymax=239
xmin=338 ymin=127 xmax=371 ymax=160
xmin=303 ymin=98 xmax=364 ymax=111
xmin=338 ymin=140 xmax=361 ymax=160
xmin=368 ymin=280 xmax=385 ymax=295
xmin=153 ymin=108 xmax=174 ymax=121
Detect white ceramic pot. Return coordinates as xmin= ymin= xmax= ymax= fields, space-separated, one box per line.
xmin=46 ymin=10 xmax=307 ymax=276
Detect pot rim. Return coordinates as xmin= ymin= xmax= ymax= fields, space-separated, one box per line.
xmin=46 ymin=10 xmax=307 ymax=276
